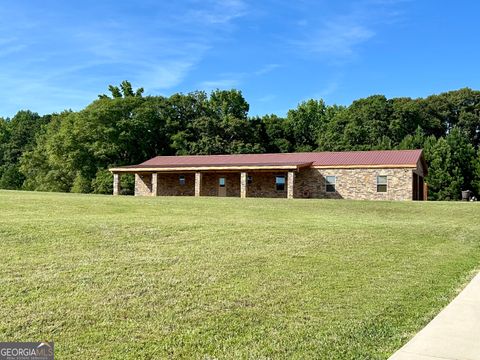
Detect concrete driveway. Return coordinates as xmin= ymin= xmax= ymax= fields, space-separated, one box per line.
xmin=389 ymin=272 xmax=480 ymax=360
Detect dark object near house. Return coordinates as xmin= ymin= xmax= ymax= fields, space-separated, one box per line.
xmin=462 ymin=190 xmax=473 ymax=201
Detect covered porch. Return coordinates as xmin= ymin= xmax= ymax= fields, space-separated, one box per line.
xmin=109 ymin=163 xmax=312 ymax=199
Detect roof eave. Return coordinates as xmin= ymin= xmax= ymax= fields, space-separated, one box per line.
xmin=109 ymin=163 xmax=312 ymax=173
xmin=311 ymin=164 xmax=418 ymax=169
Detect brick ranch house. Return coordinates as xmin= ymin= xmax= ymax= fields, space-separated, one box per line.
xmin=109 ymin=149 xmax=427 ymax=200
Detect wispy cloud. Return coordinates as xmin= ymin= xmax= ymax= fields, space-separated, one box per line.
xmin=200 ymin=78 xmax=241 ymax=92
xmin=137 ymin=61 xmax=200 ymax=91
xmin=199 ymin=63 xmax=282 ymax=93
xmin=0 ymin=1 xmax=248 ymax=116
xmin=254 ymin=63 xmax=281 ymax=76
xmin=0 ymin=37 xmax=28 ymax=58
xmin=258 ymin=94 xmax=276 ymax=102
xmin=185 ymin=0 xmax=248 ymax=25
xmin=317 ymin=80 xmax=341 ymax=98
xmin=283 ymin=0 xmax=408 ymax=105
xmin=0 ymin=44 xmax=27 ymax=58
xmin=71 ymin=25 xmax=213 ymax=91
xmin=299 ymin=19 xmax=375 ymax=58
xmin=292 ymin=0 xmax=405 ymax=61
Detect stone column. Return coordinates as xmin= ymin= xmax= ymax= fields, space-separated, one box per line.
xmin=195 ymin=172 xmax=202 ymax=197
xmin=240 ymin=172 xmax=248 ymax=198
xmin=134 ymin=174 xmax=140 ymax=196
xmin=151 ymin=173 xmax=158 ymax=196
xmin=287 ymin=171 xmax=295 ymax=199
xmin=113 ymin=173 xmax=121 ymax=195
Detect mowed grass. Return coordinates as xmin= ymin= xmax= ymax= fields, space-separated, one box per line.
xmin=0 ymin=191 xmax=479 ymax=359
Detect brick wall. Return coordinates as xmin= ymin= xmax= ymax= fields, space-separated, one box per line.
xmin=201 ymin=173 xmax=240 ymax=197
xmin=246 ymin=172 xmax=288 ymax=198
xmin=135 ymin=173 xmax=196 ymax=196
xmin=158 ymin=173 xmax=195 ymax=196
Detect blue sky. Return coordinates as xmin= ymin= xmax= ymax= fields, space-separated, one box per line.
xmin=1 ymin=0 xmax=479 ymax=118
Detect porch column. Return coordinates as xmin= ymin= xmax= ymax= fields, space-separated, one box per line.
xmin=113 ymin=173 xmax=121 ymax=196
xmin=287 ymin=171 xmax=295 ymax=199
xmin=151 ymin=173 xmax=158 ymax=196
xmin=195 ymin=172 xmax=202 ymax=197
xmin=240 ymin=172 xmax=248 ymax=198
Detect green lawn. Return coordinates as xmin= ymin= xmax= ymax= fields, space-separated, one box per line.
xmin=0 ymin=191 xmax=479 ymax=359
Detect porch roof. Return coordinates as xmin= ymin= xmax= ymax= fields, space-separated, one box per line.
xmin=109 ymin=161 xmax=313 ymax=172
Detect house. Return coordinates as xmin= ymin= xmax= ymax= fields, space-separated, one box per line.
xmin=109 ymin=149 xmax=428 ymax=200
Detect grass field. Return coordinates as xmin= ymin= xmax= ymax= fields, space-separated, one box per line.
xmin=0 ymin=190 xmax=479 ymax=359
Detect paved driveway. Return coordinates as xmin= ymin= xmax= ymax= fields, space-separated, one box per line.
xmin=390 ymin=272 xmax=480 ymax=360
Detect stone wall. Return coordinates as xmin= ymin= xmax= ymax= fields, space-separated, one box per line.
xmin=294 ymin=167 xmax=413 ymax=200
xmin=113 ymin=173 xmax=120 ymax=195
xmin=135 ymin=173 xmax=152 ymax=196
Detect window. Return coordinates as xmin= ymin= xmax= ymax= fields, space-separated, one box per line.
xmin=275 ymin=176 xmax=285 ymax=191
xmin=247 ymin=176 xmax=253 ymax=184
xmin=377 ymin=175 xmax=387 ymax=192
xmin=179 ymin=175 xmax=185 ymax=186
xmin=325 ymin=176 xmax=336 ymax=192
xmin=219 ymin=177 xmax=226 ymax=187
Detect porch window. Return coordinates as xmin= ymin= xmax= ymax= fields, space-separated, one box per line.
xmin=275 ymin=176 xmax=285 ymax=191
xmin=247 ymin=176 xmax=253 ymax=184
xmin=325 ymin=176 xmax=336 ymax=192
xmin=377 ymin=175 xmax=387 ymax=192
xmin=219 ymin=177 xmax=226 ymax=187
xmin=179 ymin=175 xmax=185 ymax=185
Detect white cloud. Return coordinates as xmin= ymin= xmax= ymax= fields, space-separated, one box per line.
xmin=200 ymin=78 xmax=241 ymax=92
xmin=187 ymin=0 xmax=248 ymax=25
xmin=293 ymin=14 xmax=375 ymax=61
xmin=310 ymin=77 xmax=343 ymax=100
xmin=137 ymin=60 xmax=200 ymax=90
xmin=0 ymin=44 xmax=27 ymax=58
xmin=0 ymin=1 xmax=249 ymax=116
xmin=258 ymin=94 xmax=276 ymax=102
xmin=297 ymin=19 xmax=308 ymax=27
xmin=255 ymin=63 xmax=281 ymax=76
xmin=198 ymin=62 xmax=282 ymax=93
xmin=292 ymin=0 xmax=404 ymax=61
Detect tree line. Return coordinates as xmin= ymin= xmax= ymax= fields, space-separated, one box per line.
xmin=1 ymin=81 xmax=479 ymax=200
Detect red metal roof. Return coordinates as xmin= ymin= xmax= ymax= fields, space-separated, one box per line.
xmin=126 ymin=149 xmax=424 ymax=168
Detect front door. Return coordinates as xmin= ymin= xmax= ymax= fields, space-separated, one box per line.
xmin=218 ymin=177 xmax=226 ymax=197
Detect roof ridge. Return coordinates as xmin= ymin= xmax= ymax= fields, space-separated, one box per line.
xmin=146 ymin=149 xmax=422 ymax=158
